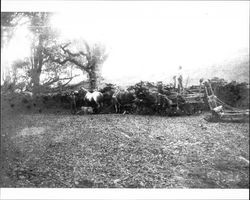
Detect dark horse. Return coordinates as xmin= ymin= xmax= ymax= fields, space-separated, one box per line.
xmin=112 ymin=88 xmax=137 ymax=113
xmin=79 ymin=87 xmax=104 ymax=113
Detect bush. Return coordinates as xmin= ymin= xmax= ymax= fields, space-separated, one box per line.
xmin=215 ymin=81 xmax=249 ymax=109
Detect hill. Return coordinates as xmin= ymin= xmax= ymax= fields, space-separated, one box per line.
xmin=103 ymin=50 xmax=249 ymax=87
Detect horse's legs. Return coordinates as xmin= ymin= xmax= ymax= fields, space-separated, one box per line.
xmin=96 ymin=103 xmax=100 ymax=113
xmin=118 ymin=104 xmax=121 ymax=113
xmin=95 ymin=101 xmax=103 ymax=114
xmin=71 ymin=100 xmax=77 ymax=114
xmin=115 ymin=104 xmax=118 ymax=113
xmin=98 ymin=102 xmax=103 ymax=113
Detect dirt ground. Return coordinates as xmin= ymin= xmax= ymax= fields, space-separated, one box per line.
xmin=0 ymin=105 xmax=249 ymax=188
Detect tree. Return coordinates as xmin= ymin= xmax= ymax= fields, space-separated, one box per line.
xmin=209 ymin=77 xmax=228 ymax=94
xmin=27 ymin=12 xmax=55 ymax=95
xmin=1 ymin=12 xmax=28 ymax=48
xmin=1 ymin=13 xmax=30 ymax=85
xmin=1 ymin=12 xmax=55 ymax=95
xmin=2 ymin=12 xmax=108 ymax=95
xmin=46 ymin=39 xmax=108 ymax=91
xmin=2 ymin=12 xmax=76 ymax=94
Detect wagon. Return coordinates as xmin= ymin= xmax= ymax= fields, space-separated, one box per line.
xmin=204 ymin=81 xmax=249 ymax=122
xmin=167 ymin=90 xmax=205 ymax=115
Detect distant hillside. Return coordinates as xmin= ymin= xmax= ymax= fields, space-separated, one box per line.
xmin=103 ymin=51 xmax=249 ymax=87
xmin=190 ymin=53 xmax=249 ymax=85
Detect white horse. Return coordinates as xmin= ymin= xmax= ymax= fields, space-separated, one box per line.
xmin=79 ymin=87 xmax=103 ymax=113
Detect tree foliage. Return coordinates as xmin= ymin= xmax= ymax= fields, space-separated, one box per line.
xmin=208 ymin=77 xmax=249 ymax=108
xmin=1 ymin=12 xmax=28 ymax=47
xmin=2 ymin=12 xmax=109 ymax=95
xmin=46 ymin=39 xmax=108 ymax=91
xmin=1 ymin=12 xmax=79 ymax=94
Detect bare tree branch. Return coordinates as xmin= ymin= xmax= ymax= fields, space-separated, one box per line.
xmin=42 ymin=50 xmax=51 ymax=64
xmin=43 ymin=74 xmax=80 ymax=86
xmin=43 ymin=77 xmax=59 ymax=86
xmin=61 ymin=42 xmax=71 ymax=49
xmin=49 ymin=75 xmax=80 ymax=93
xmin=49 ymin=56 xmax=88 ymax=71
xmin=60 ymin=45 xmax=89 ymax=59
xmin=60 ymin=76 xmax=78 ymax=87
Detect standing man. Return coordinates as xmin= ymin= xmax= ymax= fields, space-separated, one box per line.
xmin=173 ymin=76 xmax=177 ymax=89
xmin=177 ymin=66 xmax=183 ymax=93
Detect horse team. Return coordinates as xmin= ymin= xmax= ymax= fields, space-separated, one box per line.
xmin=69 ymin=86 xmax=174 ymax=115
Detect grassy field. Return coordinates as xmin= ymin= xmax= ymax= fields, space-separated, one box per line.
xmin=0 ymin=106 xmax=249 ymax=188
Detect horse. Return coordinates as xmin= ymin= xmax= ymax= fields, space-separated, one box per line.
xmin=132 ymin=90 xmax=172 ymax=115
xmin=112 ymin=88 xmax=137 ymax=114
xmin=79 ymin=87 xmax=103 ymax=113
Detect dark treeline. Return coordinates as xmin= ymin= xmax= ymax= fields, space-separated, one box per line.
xmin=2 ymin=77 xmax=249 ymax=116
xmin=209 ymin=78 xmax=249 ymax=109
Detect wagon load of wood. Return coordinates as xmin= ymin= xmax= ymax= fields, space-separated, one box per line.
xmin=182 ymin=93 xmax=205 ymax=104
xmin=166 ymin=92 xmax=179 ymax=100
xmin=186 ymin=85 xmax=205 ymax=93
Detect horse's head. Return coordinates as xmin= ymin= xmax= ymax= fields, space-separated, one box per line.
xmin=79 ymin=87 xmax=89 ymax=96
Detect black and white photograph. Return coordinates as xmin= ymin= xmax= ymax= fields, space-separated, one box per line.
xmin=1 ymin=0 xmax=249 ymax=199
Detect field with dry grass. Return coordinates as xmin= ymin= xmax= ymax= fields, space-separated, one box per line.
xmin=1 ymin=105 xmax=249 ymax=188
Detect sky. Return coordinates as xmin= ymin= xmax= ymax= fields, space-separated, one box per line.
xmin=1 ymin=1 xmax=249 ymax=85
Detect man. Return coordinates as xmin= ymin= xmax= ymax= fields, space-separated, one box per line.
xmin=178 ymin=75 xmax=183 ymax=93
xmin=173 ymin=76 xmax=177 ymax=89
xmin=177 ymin=66 xmax=183 ymax=93
xmin=69 ymin=91 xmax=77 ymax=114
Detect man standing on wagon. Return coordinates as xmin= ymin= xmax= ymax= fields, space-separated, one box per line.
xmin=177 ymin=65 xmax=184 ymax=94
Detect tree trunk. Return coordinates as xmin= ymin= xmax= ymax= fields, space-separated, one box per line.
xmin=31 ymin=71 xmax=41 ymax=95
xmin=87 ymin=63 xmax=98 ymax=92
xmin=31 ymin=34 xmax=43 ymax=96
xmin=88 ymin=70 xmax=96 ymax=92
